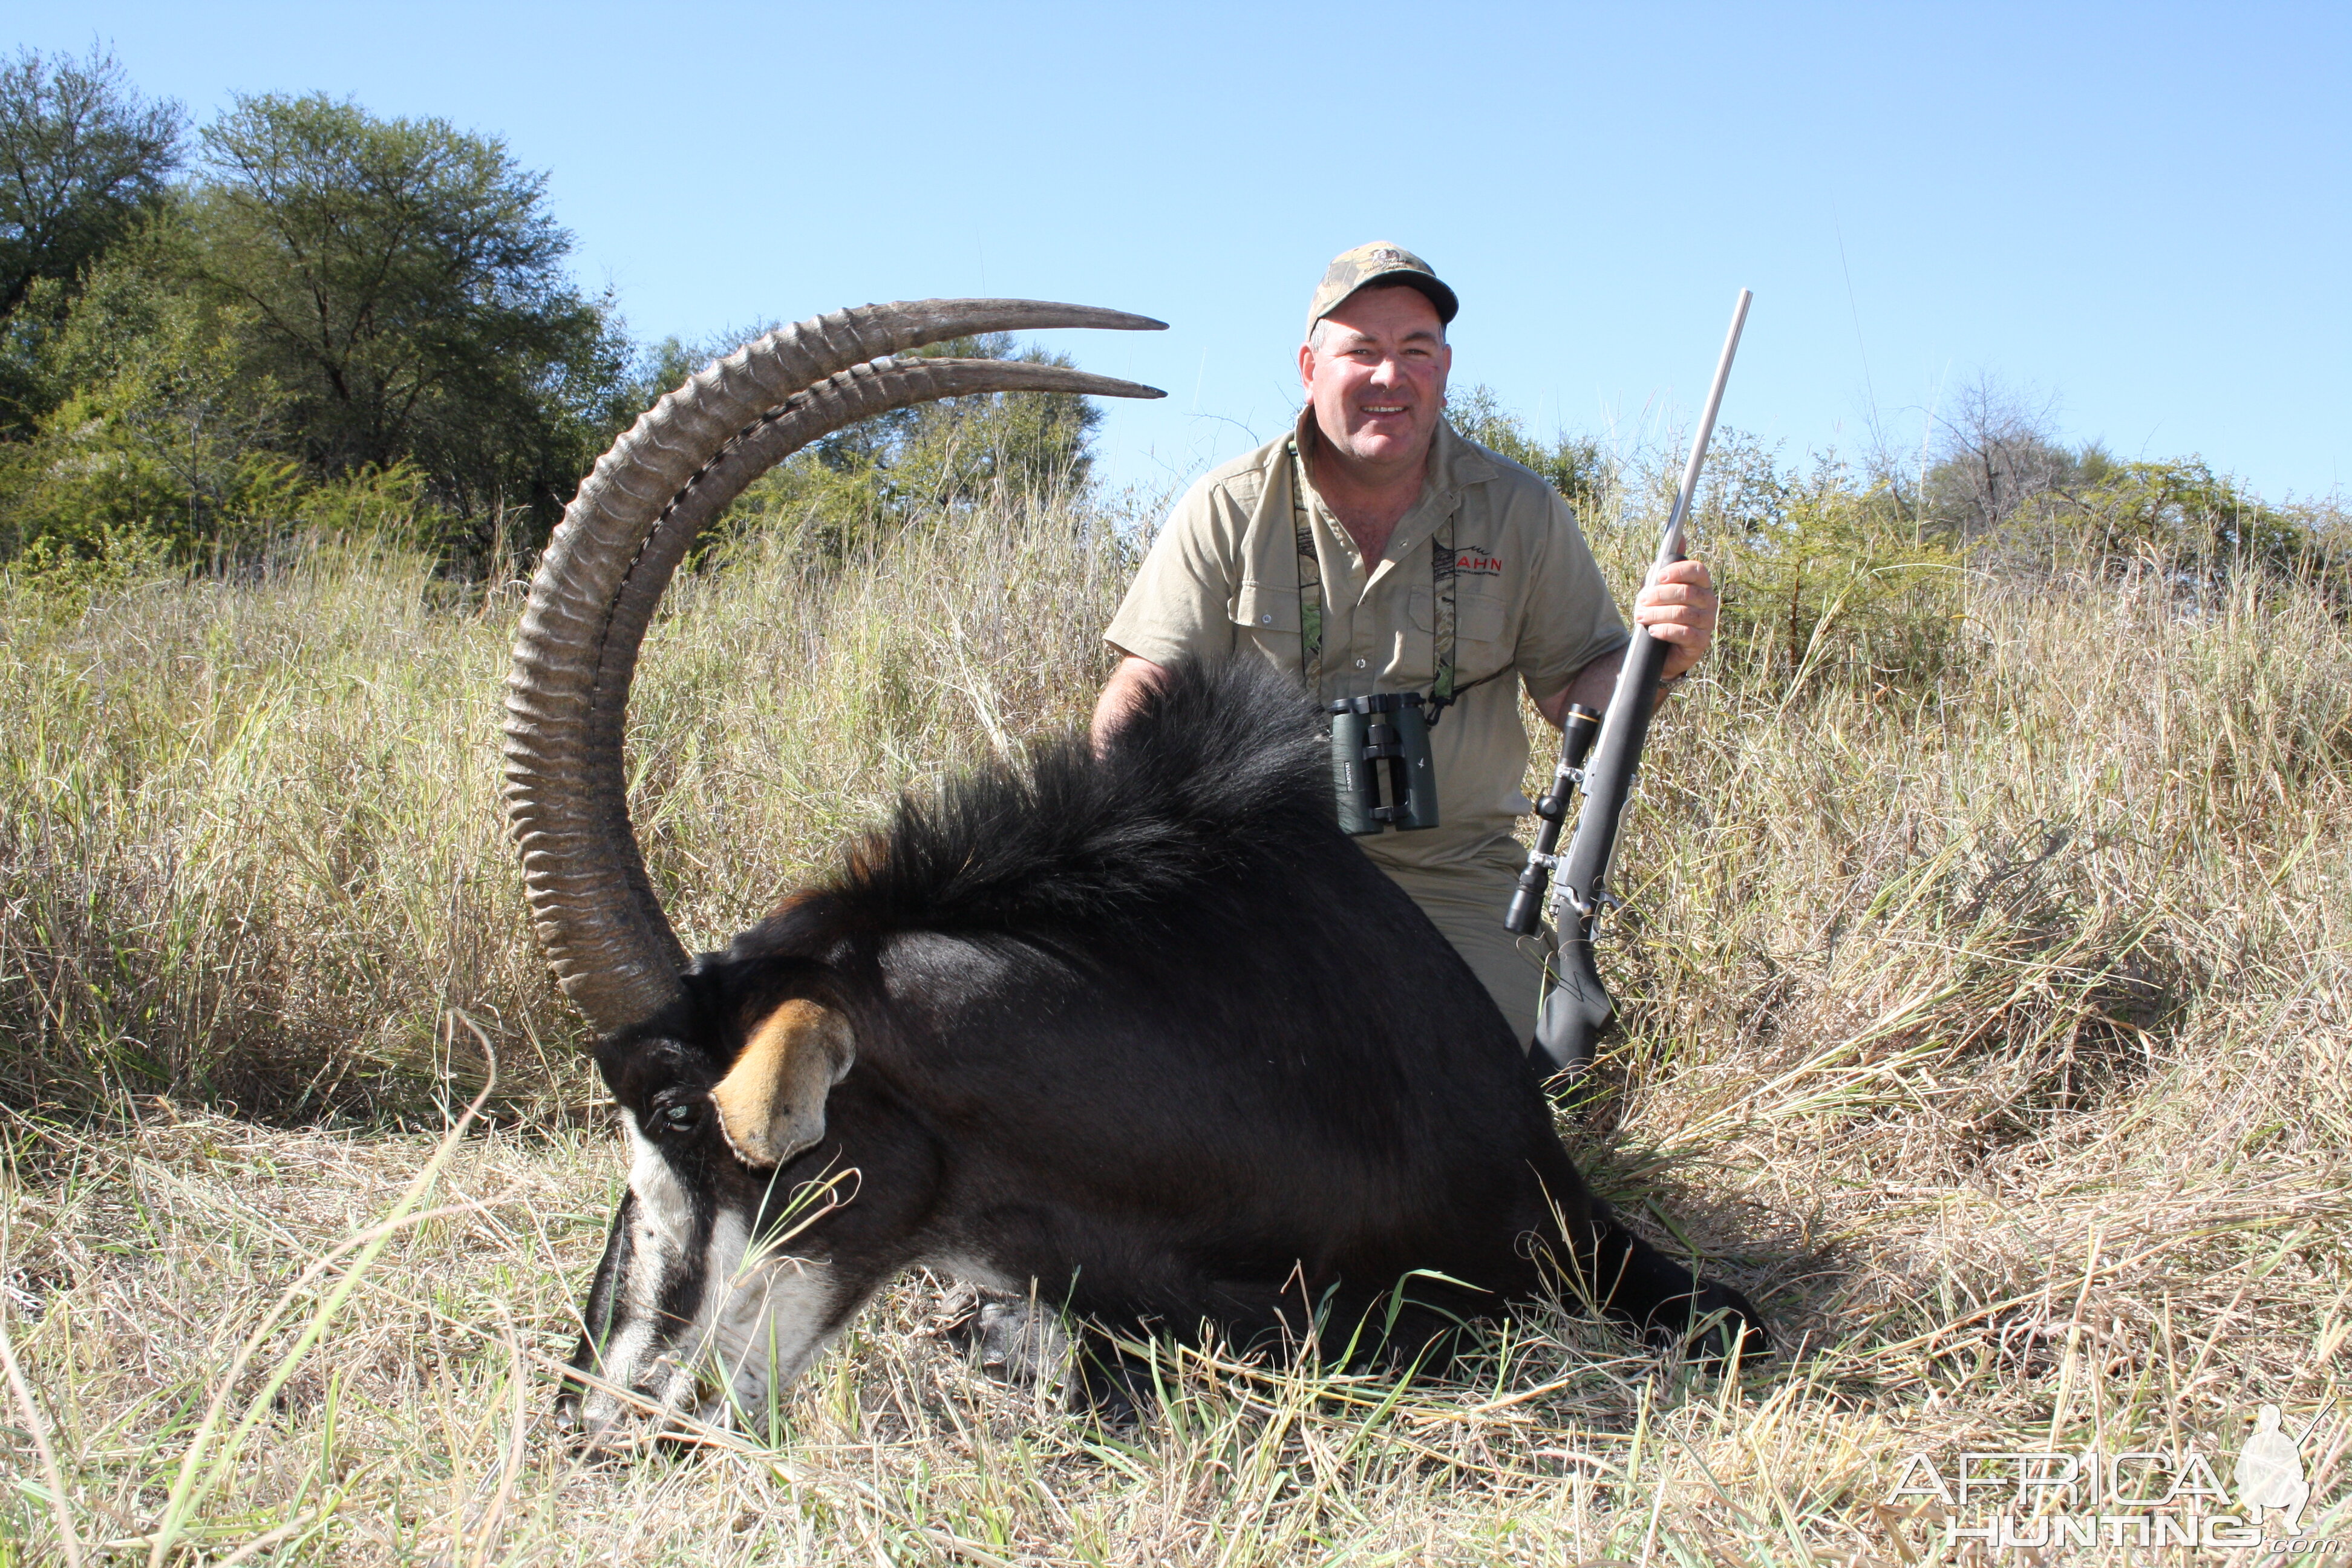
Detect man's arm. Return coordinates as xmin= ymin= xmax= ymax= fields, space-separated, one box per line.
xmin=1532 ymin=558 xmax=1719 ymax=727
xmin=1093 ymin=465 xmax=1256 ymax=747
xmin=1090 ymin=654 xmax=1169 ymax=746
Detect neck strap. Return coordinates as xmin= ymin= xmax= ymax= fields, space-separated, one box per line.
xmin=1289 ymin=440 xmax=1458 ymax=725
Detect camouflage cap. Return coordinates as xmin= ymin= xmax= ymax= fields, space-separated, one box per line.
xmin=1306 ymin=241 xmax=1459 ymax=336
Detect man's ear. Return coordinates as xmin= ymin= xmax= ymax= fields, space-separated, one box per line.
xmin=708 ymin=999 xmax=855 ymax=1169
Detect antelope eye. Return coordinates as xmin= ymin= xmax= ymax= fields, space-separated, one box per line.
xmin=655 ymin=1097 xmax=700 ymax=1131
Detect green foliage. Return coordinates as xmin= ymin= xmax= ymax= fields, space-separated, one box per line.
xmin=0 ymin=71 xmax=1118 ymax=580
xmin=0 ymin=45 xmax=182 ymax=319
xmin=0 ymin=44 xmax=184 ymax=434
xmin=2059 ymin=457 xmax=2337 ymax=581
xmin=1 ymin=514 xmax=171 ymax=616
xmin=181 ymin=94 xmax=628 ymax=550
xmin=1697 ymin=442 xmax=1968 ymax=690
xmin=1445 ymin=383 xmax=1606 ymax=514
xmin=718 ymin=333 xmax=1105 ymax=562
xmin=1443 ymin=402 xmax=1969 ymax=694
xmin=1900 ymin=376 xmax=2348 ymax=596
xmin=0 ymin=224 xmax=465 ymax=572
xmin=0 ymin=253 xmax=292 ymax=563
xmin=292 ymin=461 xmax=449 ymax=548
xmin=0 ymin=85 xmax=631 ymax=573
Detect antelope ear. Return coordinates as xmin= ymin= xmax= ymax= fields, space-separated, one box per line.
xmin=709 ymin=999 xmax=855 ymax=1169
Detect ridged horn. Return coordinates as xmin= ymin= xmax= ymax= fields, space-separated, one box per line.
xmin=503 ymin=300 xmax=1168 ymax=1034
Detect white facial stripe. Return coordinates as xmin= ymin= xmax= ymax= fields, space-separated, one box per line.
xmin=586 ymin=1116 xmax=857 ymax=1438
xmin=694 ymin=1210 xmax=841 ymax=1422
xmin=576 ymin=1317 xmax=660 ymax=1432
xmin=575 ymin=1111 xmax=707 ymax=1436
xmin=622 ymin=1109 xmax=696 ymax=1247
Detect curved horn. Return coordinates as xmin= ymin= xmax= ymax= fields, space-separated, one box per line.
xmin=503 ymin=301 xmax=1168 ymax=1033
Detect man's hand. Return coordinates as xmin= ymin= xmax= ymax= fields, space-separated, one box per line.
xmin=1538 ymin=557 xmax=1720 ymax=726
xmin=1635 ymin=558 xmax=1718 ymax=682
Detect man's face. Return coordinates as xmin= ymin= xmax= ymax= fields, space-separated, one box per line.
xmin=1299 ymin=284 xmax=1452 ymax=475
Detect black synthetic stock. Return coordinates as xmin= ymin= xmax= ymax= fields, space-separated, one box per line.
xmin=1531 ymin=621 xmax=1674 ymax=1076
xmin=1557 ymin=625 xmax=1673 ymax=918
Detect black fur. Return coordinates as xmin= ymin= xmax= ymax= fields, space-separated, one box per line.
xmin=587 ymin=657 xmax=1765 ymax=1394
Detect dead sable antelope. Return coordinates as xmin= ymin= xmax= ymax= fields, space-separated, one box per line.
xmin=501 ymin=299 xmax=1766 ymax=1446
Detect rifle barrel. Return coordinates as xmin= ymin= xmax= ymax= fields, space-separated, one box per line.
xmin=1552 ymin=290 xmax=1752 ymax=921
xmin=1662 ymin=291 xmax=1754 ymax=565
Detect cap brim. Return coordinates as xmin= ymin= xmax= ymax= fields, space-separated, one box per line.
xmin=1391 ymin=273 xmax=1459 ymax=325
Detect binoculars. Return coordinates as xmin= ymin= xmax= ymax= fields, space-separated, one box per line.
xmin=1328 ymin=693 xmax=1439 ymax=835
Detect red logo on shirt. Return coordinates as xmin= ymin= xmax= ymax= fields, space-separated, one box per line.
xmin=1455 ymin=550 xmax=1503 ymax=577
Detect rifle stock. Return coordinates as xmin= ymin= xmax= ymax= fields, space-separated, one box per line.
xmin=1518 ymin=289 xmax=1753 ymax=1080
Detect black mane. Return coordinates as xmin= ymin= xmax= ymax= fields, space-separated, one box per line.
xmin=742 ymin=658 xmax=1331 ymax=957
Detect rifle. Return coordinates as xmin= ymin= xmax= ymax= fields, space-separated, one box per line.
xmin=1506 ymin=290 xmax=1753 ymax=1080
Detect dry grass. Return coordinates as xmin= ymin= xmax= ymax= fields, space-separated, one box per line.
xmin=2 ymin=488 xmax=2349 ymax=1563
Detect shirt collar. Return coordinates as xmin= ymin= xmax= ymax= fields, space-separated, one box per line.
xmin=1386 ymin=421 xmax=1494 ymax=571
xmin=1290 ymin=412 xmax=1498 ymax=497
xmin=1290 ymin=412 xmax=1497 ymax=578
xmin=1428 ymin=417 xmax=1498 ymax=492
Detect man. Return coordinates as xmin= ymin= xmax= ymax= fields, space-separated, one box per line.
xmin=1092 ymin=243 xmax=1719 ymax=1050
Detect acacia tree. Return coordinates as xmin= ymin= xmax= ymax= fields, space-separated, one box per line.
xmin=0 ymin=46 xmax=181 ymax=319
xmin=186 ymin=93 xmax=627 ymax=547
xmin=1921 ymin=375 xmax=2087 ymax=538
xmin=0 ymin=46 xmax=183 ymax=435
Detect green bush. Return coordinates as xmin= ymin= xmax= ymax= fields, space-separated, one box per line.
xmin=707 ymin=333 xmax=1107 ymax=566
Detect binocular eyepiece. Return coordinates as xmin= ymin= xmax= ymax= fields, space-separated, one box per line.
xmin=1328 ymin=691 xmax=1439 ymax=835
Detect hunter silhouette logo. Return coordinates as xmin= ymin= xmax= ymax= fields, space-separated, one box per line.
xmin=2236 ymin=1404 xmax=2311 ymax=1534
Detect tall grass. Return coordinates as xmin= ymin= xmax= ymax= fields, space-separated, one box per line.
xmin=1 ymin=478 xmax=2348 ymax=1563
xmin=0 ymin=508 xmax=1141 ymax=1117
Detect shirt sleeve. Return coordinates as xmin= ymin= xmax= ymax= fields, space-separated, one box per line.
xmin=1103 ymin=477 xmax=1246 ymax=668
xmin=1512 ymin=491 xmax=1628 ymax=708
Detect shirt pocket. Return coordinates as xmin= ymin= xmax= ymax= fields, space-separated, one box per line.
xmin=1229 ymin=581 xmax=1301 ymax=636
xmin=1408 ymin=589 xmax=1509 ymax=646
xmin=1460 ymin=594 xmax=1506 ymax=646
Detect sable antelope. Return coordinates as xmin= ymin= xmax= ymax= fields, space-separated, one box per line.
xmin=501 ymin=300 xmax=1765 ymax=1446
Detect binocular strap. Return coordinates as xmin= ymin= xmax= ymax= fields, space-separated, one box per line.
xmin=1287 ymin=441 xmax=1459 ymax=722
xmin=1287 ymin=441 xmax=1328 ymax=691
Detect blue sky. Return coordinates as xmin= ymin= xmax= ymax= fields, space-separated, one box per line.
xmin=22 ymin=1 xmax=2348 ymax=504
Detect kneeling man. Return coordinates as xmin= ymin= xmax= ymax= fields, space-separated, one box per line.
xmin=1093 ymin=243 xmax=1717 ymax=1049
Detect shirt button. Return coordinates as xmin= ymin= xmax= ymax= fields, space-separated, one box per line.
xmin=1355 ymin=658 xmax=1368 ymax=669
xmin=1260 ymin=613 xmax=1273 ymax=625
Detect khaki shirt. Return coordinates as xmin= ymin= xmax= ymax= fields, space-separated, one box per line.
xmin=1105 ymin=414 xmax=1628 ymax=875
